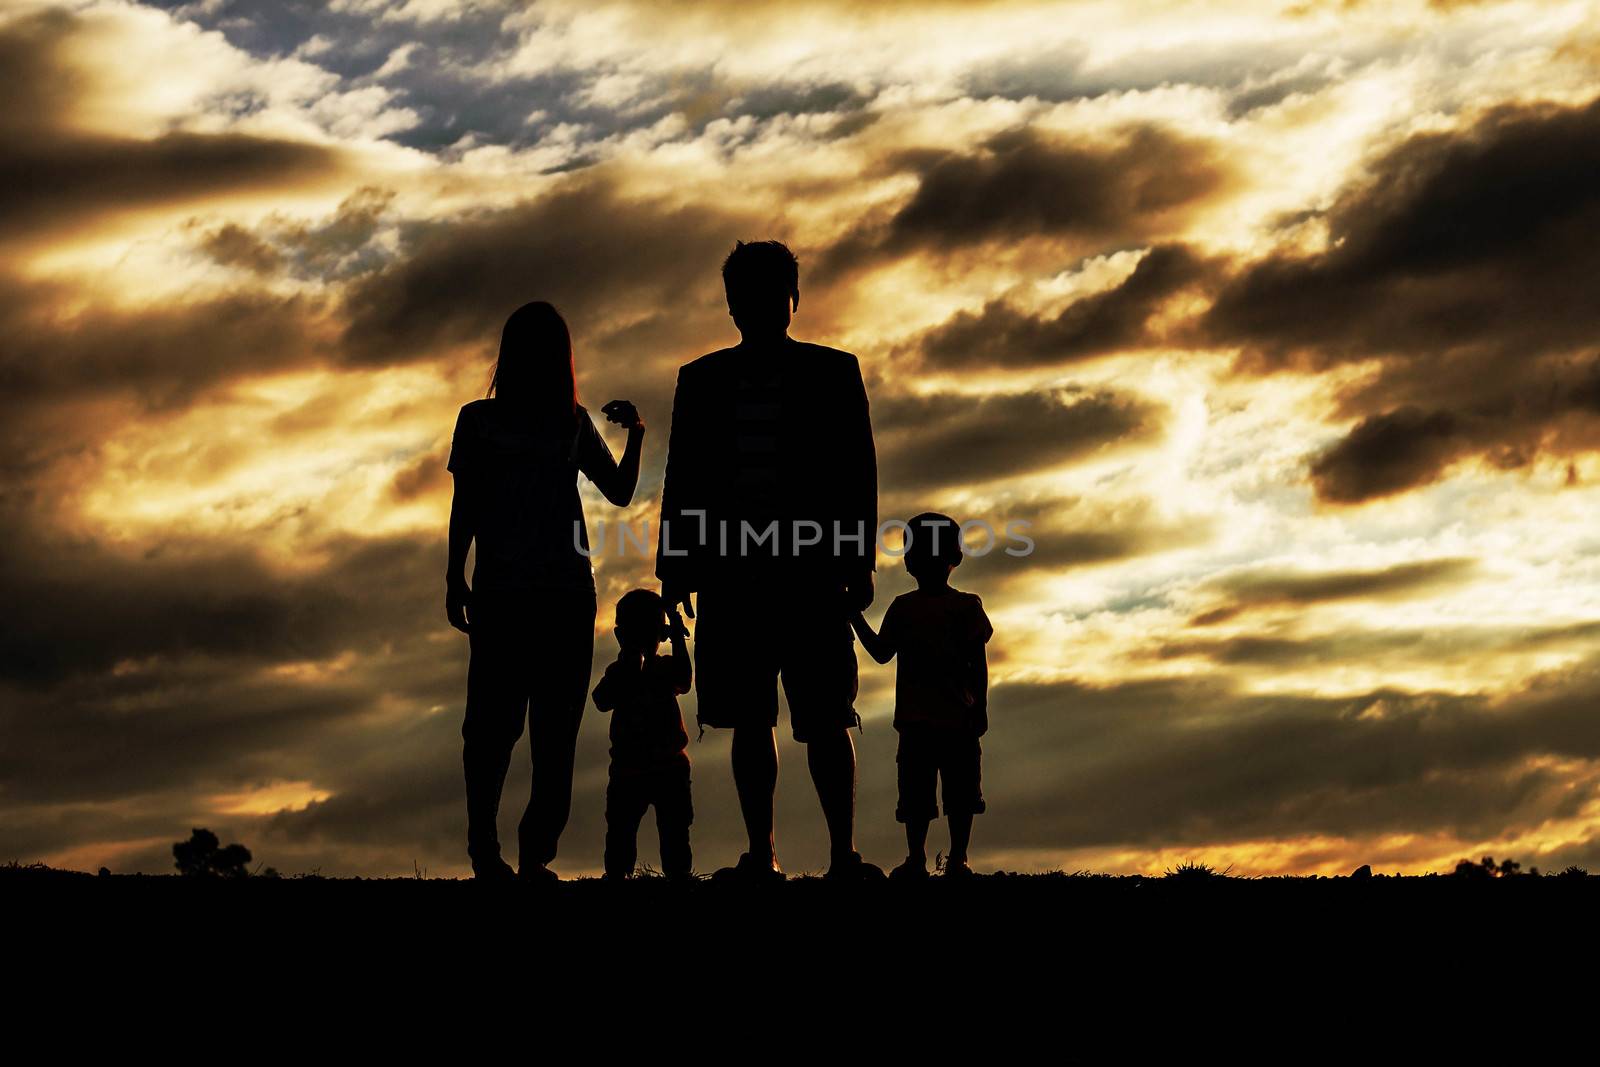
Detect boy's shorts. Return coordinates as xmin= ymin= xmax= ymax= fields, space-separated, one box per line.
xmin=896 ymin=724 xmax=985 ymax=823
xmin=692 ymin=583 xmax=860 ymax=743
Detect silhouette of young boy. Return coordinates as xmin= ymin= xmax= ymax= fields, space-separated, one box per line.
xmin=851 ymin=513 xmax=992 ymax=880
xmin=592 ymin=589 xmax=695 ymax=880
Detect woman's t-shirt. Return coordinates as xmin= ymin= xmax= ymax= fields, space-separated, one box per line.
xmin=447 ymin=399 xmax=617 ymax=592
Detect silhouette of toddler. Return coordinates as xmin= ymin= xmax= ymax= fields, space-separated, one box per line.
xmin=593 ymin=589 xmax=695 ymax=879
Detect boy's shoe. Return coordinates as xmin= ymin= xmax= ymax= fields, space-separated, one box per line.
xmin=889 ymin=858 xmax=930 ymax=881
xmin=471 ymin=856 xmax=515 ymax=882
xmin=711 ymin=852 xmax=785 ymax=884
xmin=942 ymin=860 xmax=976 ymax=880
xmin=824 ymin=851 xmax=886 ymax=881
xmin=518 ymin=863 xmax=559 ymax=885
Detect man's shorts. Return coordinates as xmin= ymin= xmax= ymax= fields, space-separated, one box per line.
xmin=692 ymin=583 xmax=859 ymax=743
xmin=896 ymin=724 xmax=985 ymax=823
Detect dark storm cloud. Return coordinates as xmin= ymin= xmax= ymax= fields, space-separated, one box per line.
xmin=0 ymin=518 xmax=443 ymax=687
xmin=0 ymin=10 xmax=346 ymax=247
xmin=873 ymin=386 xmax=1163 ymax=492
xmin=1307 ymin=407 xmax=1472 ymax=504
xmin=886 ymin=125 xmax=1227 ymax=251
xmin=0 ymin=270 xmax=330 ymax=411
xmin=913 ymin=244 xmax=1211 ymax=369
xmin=814 ymin=124 xmax=1228 ymax=282
xmin=1190 ymin=557 xmax=1478 ymax=625
xmin=1204 ymin=95 xmax=1600 ymax=502
xmin=340 ymin=173 xmax=760 ymax=364
xmin=979 ymin=656 xmax=1600 ymax=854
xmin=0 ymin=171 xmax=745 ymax=412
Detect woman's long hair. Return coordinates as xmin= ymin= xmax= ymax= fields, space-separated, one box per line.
xmin=488 ymin=301 xmax=578 ymax=425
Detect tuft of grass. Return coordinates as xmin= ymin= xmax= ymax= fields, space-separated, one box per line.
xmin=1164 ymin=860 xmax=1234 ymax=881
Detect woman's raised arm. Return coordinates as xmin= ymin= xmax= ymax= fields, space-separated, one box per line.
xmin=582 ymin=400 xmax=646 ymax=507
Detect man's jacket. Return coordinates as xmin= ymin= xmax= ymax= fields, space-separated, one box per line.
xmin=655 ymin=338 xmax=877 ymax=591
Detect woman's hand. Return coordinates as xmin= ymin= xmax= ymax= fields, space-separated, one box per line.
xmin=601 ymin=399 xmax=644 ymax=432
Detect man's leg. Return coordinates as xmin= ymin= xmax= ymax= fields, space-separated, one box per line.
xmin=947 ymin=811 xmax=973 ymax=867
xmin=903 ymin=819 xmax=930 ymax=869
xmin=731 ymin=725 xmax=778 ymax=865
xmin=805 ymin=727 xmax=857 ymax=867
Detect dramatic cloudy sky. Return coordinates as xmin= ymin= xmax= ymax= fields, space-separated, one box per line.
xmin=5 ymin=0 xmax=1600 ymax=878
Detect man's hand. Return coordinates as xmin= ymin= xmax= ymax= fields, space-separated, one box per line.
xmin=666 ymin=604 xmax=690 ymax=639
xmin=844 ymin=570 xmax=874 ymax=614
xmin=601 ymin=399 xmax=644 ymax=431
xmin=446 ymin=578 xmax=472 ymax=634
xmin=662 ymin=580 xmax=694 ymax=619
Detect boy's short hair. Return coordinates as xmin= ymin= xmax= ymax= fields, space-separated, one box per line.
xmin=903 ymin=512 xmax=964 ymax=569
xmin=722 ymin=240 xmax=800 ymax=311
xmin=615 ymin=588 xmax=667 ymax=635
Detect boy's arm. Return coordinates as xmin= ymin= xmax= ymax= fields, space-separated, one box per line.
xmin=850 ymin=611 xmax=896 ymax=665
xmin=666 ymin=607 xmax=692 ymax=694
xmin=592 ymin=661 xmax=624 ymax=712
xmin=969 ymin=642 xmax=988 ymax=737
xmin=968 ymin=597 xmax=992 ymax=735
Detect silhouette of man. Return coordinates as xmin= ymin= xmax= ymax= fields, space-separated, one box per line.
xmin=657 ymin=240 xmax=879 ymax=881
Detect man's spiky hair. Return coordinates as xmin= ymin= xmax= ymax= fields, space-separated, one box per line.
xmin=722 ymin=239 xmax=800 ymax=309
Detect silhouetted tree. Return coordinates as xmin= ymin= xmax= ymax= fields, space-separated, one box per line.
xmin=173 ymin=828 xmax=252 ymax=878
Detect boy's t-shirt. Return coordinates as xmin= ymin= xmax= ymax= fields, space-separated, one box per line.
xmin=592 ymin=653 xmax=691 ymax=768
xmin=446 ymin=399 xmax=617 ymax=592
xmin=879 ymin=587 xmax=993 ymax=733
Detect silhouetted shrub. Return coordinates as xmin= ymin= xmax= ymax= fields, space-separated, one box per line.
xmin=1557 ymin=865 xmax=1589 ymax=880
xmin=172 ymin=828 xmax=252 ymax=878
xmin=1451 ymin=855 xmax=1536 ymax=879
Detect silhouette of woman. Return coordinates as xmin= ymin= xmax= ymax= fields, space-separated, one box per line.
xmin=445 ymin=301 xmax=644 ymax=881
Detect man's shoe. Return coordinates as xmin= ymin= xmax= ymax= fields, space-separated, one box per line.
xmin=472 ymin=855 xmax=515 ymax=882
xmin=711 ymin=852 xmax=784 ymax=884
xmin=824 ymin=851 xmax=886 ymax=881
xmin=889 ymin=858 xmax=930 ymax=881
xmin=518 ymin=863 xmax=559 ymax=885
xmin=942 ymin=859 xmax=976 ymax=879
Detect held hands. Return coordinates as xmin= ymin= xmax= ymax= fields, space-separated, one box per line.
xmin=601 ymin=399 xmax=644 ymax=432
xmin=662 ymin=579 xmax=694 ymax=620
xmin=666 ymin=604 xmax=689 ymax=640
xmin=844 ymin=570 xmax=874 ymax=613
